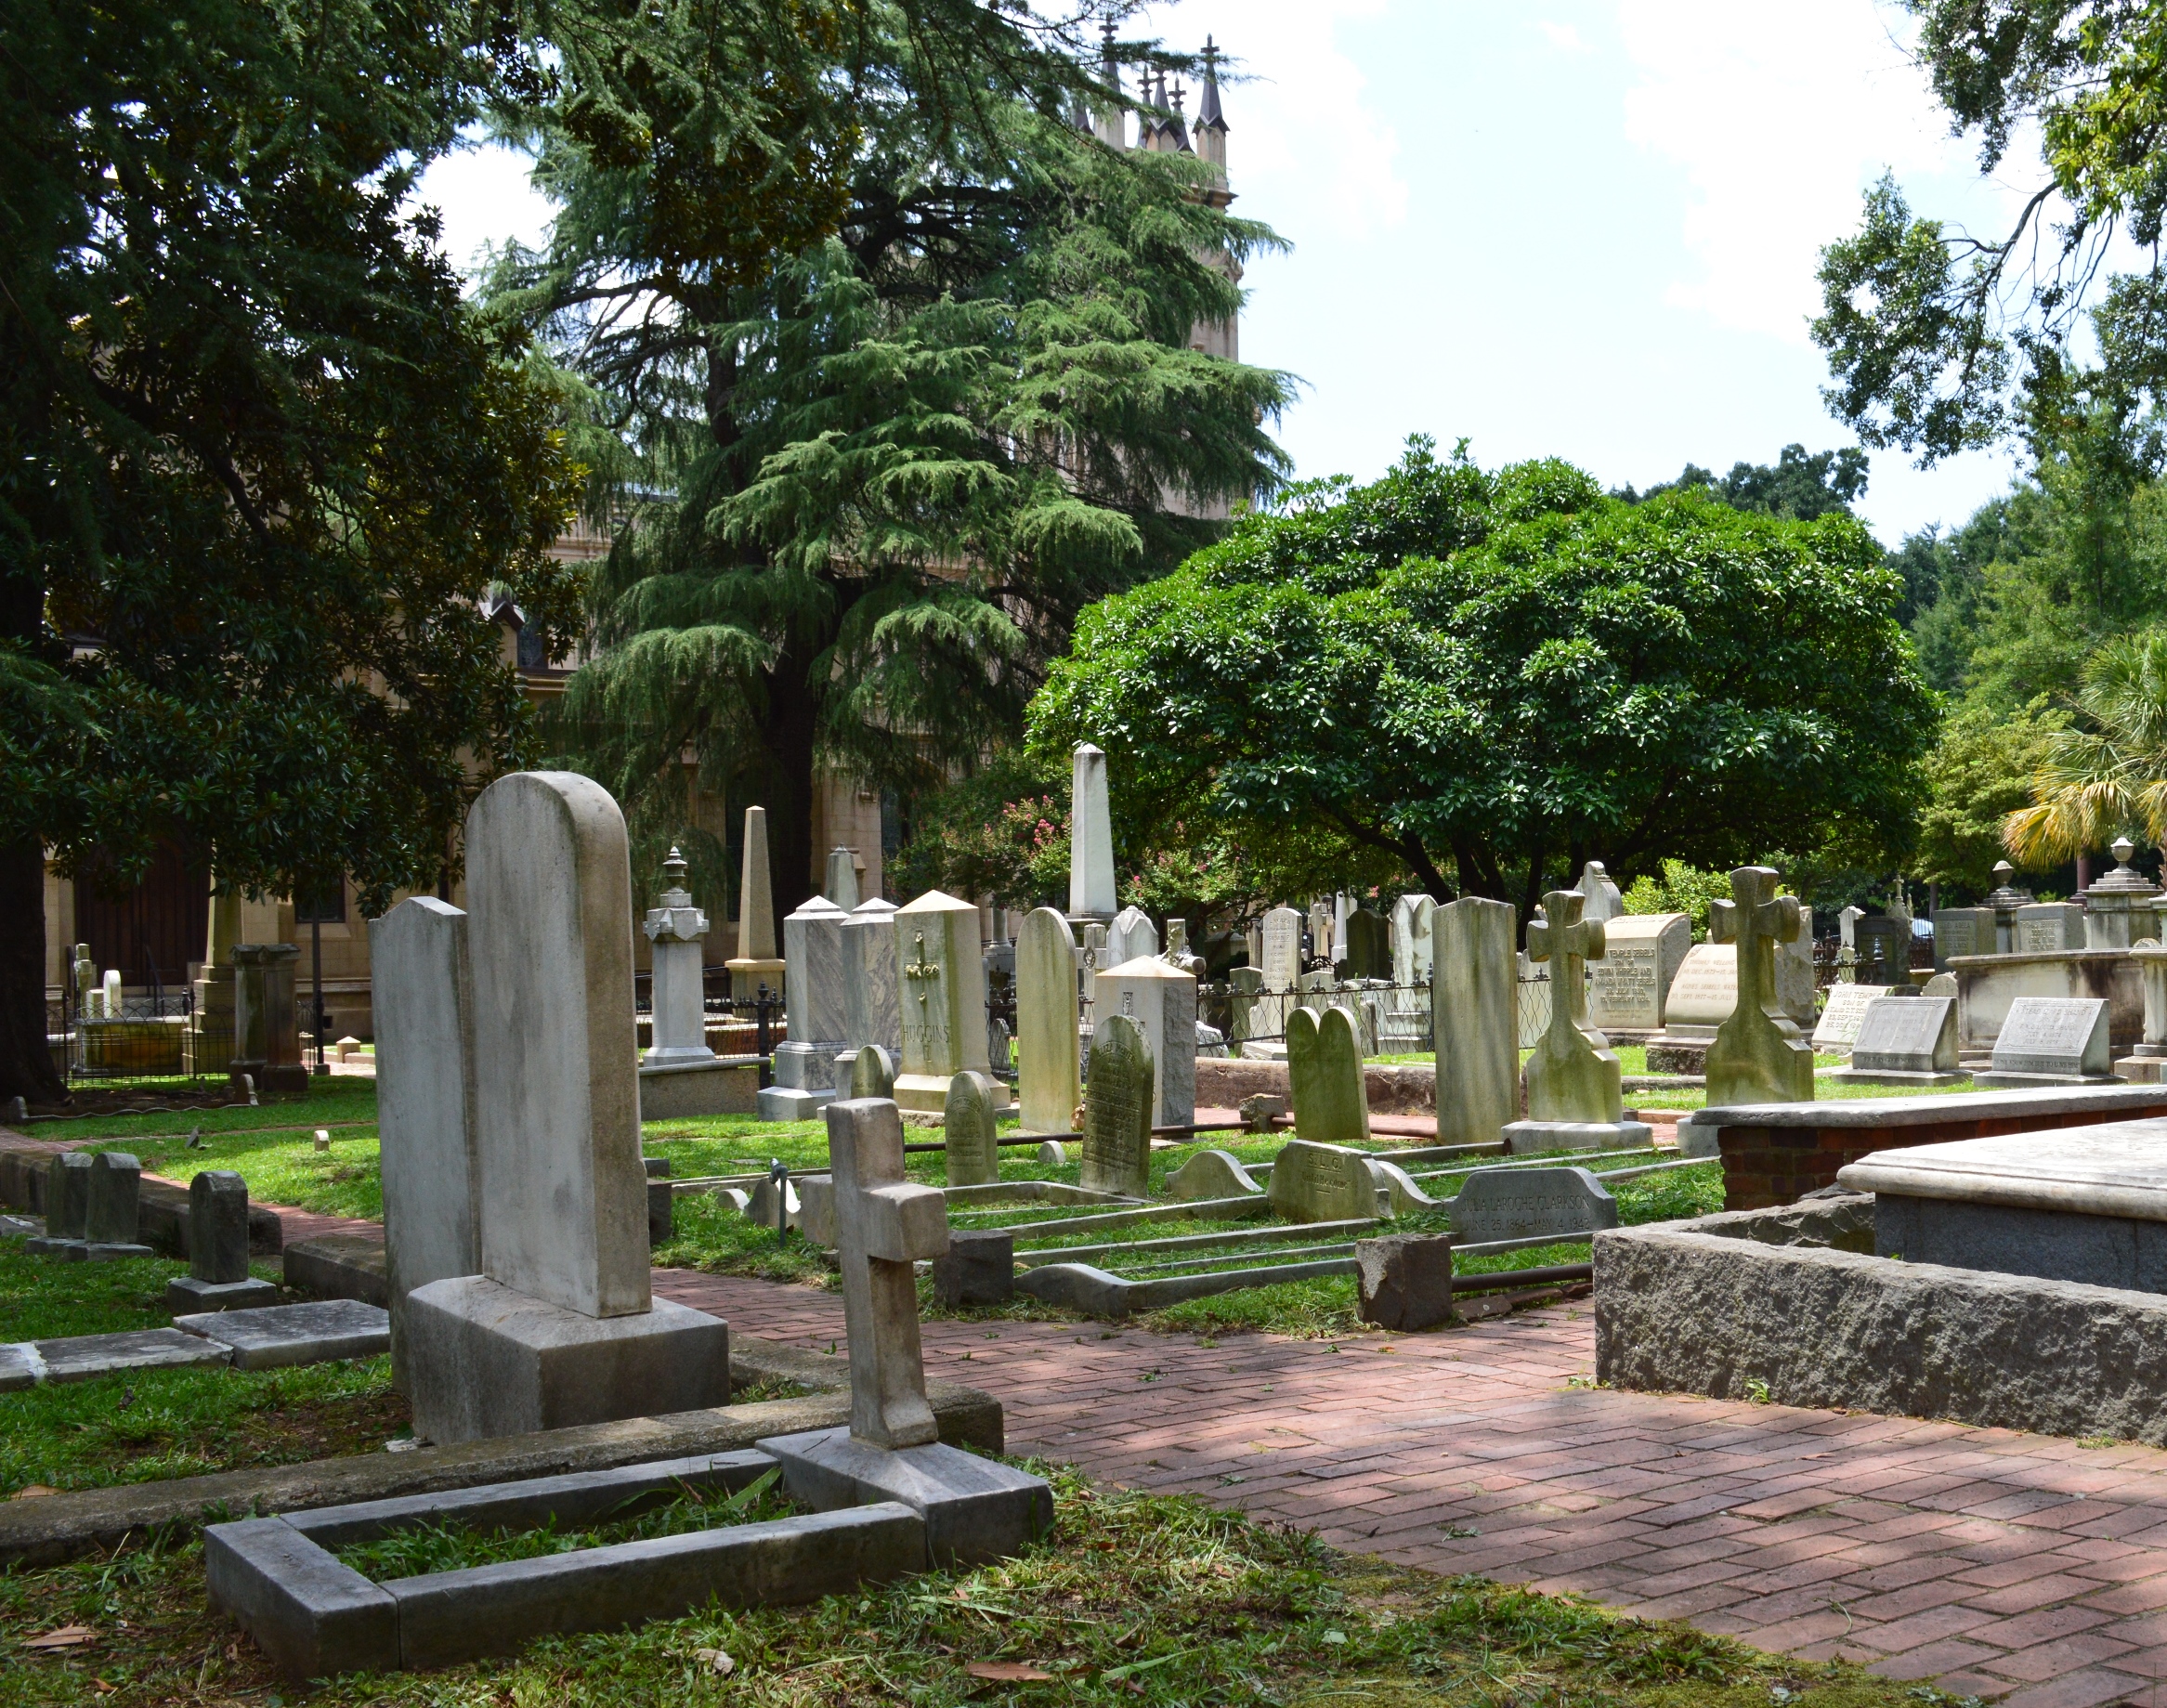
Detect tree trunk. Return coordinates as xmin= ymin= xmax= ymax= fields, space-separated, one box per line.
xmin=0 ymin=840 xmax=66 ymax=1105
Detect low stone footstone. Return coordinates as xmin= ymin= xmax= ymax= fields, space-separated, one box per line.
xmin=1267 ymin=1139 xmax=1382 ymax=1224
xmin=1826 ymin=996 xmax=1966 ymax=1088
xmin=1433 ymin=896 xmax=1517 ymax=1147
xmin=167 ymin=1170 xmax=278 ymax=1312
xmin=83 ymin=1152 xmax=149 ymax=1257
xmin=1505 ymin=889 xmax=1650 ymax=1154
xmin=1356 ymin=1233 xmax=1456 ymax=1331
xmin=1286 ymin=1005 xmax=1370 ymax=1147
xmin=1447 ymin=1167 xmax=1617 ymax=1244
xmin=173 ymin=1299 xmax=390 ymax=1370
xmin=943 ymin=1071 xmax=1000 ymax=1187
xmin=1037 ymin=1140 xmax=1067 ymax=1168
xmin=933 ymin=1229 xmax=1014 ymax=1307
xmin=1165 ymin=1149 xmax=1263 ymax=1202
xmin=850 ymin=1045 xmax=896 ymax=1100
xmin=1812 ymin=984 xmax=1894 ymax=1056
xmin=1704 ymin=866 xmax=1815 ymax=1108
xmin=1366 ymin=1159 xmax=1443 ymax=1215
xmin=1015 ymin=908 xmax=1080 ymax=1136
xmin=1079 ymin=1013 xmax=1153 ymax=1198
xmin=1976 ymin=997 xmax=2120 ymax=1087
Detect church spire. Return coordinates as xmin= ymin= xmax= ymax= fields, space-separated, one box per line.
xmin=1091 ymin=19 xmax=1125 ymax=150
xmin=1197 ymin=36 xmax=1226 ymax=132
xmin=1168 ymin=80 xmax=1194 ymax=153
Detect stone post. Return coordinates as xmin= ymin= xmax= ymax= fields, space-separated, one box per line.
xmin=1067 ymin=744 xmax=1116 ymax=925
xmin=642 ymin=848 xmax=715 ymax=1065
xmin=760 ymin=895 xmax=850 ymax=1119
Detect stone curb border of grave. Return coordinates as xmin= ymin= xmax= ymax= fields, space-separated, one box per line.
xmin=207 ymin=1449 xmax=925 ymax=1678
xmin=1594 ymin=1206 xmax=2167 ymax=1444
xmin=0 ymin=1338 xmax=1003 ymax=1569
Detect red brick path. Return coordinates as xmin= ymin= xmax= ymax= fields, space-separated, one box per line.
xmin=656 ymin=1268 xmax=2167 ymax=1707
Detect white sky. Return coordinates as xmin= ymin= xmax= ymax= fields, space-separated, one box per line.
xmin=416 ymin=0 xmax=2046 ymax=543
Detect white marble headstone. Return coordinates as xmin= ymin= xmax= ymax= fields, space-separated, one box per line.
xmin=1108 ymin=905 xmax=1157 ymax=967
xmin=1852 ymin=995 xmax=1958 ymax=1073
xmin=1260 ymin=906 xmax=1303 ymax=993
xmin=1991 ymin=997 xmax=2112 ymax=1076
xmin=1069 ymin=745 xmax=1116 ymax=919
xmin=1811 ymin=983 xmax=1891 ymax=1054
xmin=1586 ymin=912 xmax=1689 ymax=1030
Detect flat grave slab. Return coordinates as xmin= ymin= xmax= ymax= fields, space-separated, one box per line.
xmin=20 ymin=1327 xmax=233 ymax=1386
xmin=174 ymin=1299 xmax=390 ymax=1370
xmin=167 ymin=1275 xmax=281 ymax=1313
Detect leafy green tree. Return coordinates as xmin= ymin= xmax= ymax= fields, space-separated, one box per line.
xmin=2005 ymin=632 xmax=2167 ymax=864
xmin=0 ymin=0 xmax=583 ymax=1101
xmin=1913 ymin=697 xmax=2070 ymax=892
xmin=1621 ymin=861 xmax=1740 ymax=932
xmin=495 ymin=6 xmax=1293 ymax=919
xmin=1619 ymin=444 xmax=1870 ymax=522
xmin=1028 ymin=440 xmax=1937 ymax=930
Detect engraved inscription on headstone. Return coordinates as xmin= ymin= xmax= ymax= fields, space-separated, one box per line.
xmin=1260 ymin=907 xmax=1303 ymax=993
xmin=1266 ymin=1139 xmax=1379 ymax=1224
xmin=1586 ymin=913 xmax=1690 ymax=1031
xmin=1812 ymin=984 xmax=1891 ymax=1054
xmin=1447 ymin=1167 xmax=1617 ymax=1244
xmin=1990 ymin=997 xmax=2112 ymax=1076
xmin=1079 ymin=1012 xmax=1153 ymax=1198
xmin=1851 ymin=995 xmax=1958 ymax=1073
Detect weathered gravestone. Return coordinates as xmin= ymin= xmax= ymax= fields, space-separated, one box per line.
xmin=850 ymin=1044 xmax=896 ymax=1099
xmin=1812 ymin=983 xmax=1894 ymax=1056
xmin=1079 ymin=1012 xmax=1152 ymax=1198
xmin=1976 ymin=996 xmax=2119 ymax=1087
xmin=760 ymin=894 xmax=850 ymax=1119
xmin=1341 ymin=907 xmax=1390 ymax=980
xmin=1390 ymin=894 xmax=1436 ymax=987
xmin=1574 ymin=860 xmax=1623 ymax=923
xmin=1260 ymin=906 xmax=1304 ymax=993
xmin=1286 ymin=1004 xmax=1370 ymax=1147
xmin=1448 ymin=1166 xmax=1618 ymax=1244
xmin=842 ymin=897 xmax=902 ymax=1062
xmin=398 ymin=771 xmax=731 ymax=1444
xmin=1704 ymin=867 xmax=1816 ymax=1108
xmin=1655 ymin=943 xmax=1734 ymax=1039
xmin=642 ymin=848 xmax=714 ymax=1066
xmin=1855 ymin=915 xmax=1911 ymax=986
xmin=1355 ymin=1232 xmax=1456 ymax=1332
xmin=231 ymin=943 xmax=307 ymax=1094
xmin=1069 ymin=744 xmax=1117 ymax=924
xmin=824 ymin=846 xmax=861 ymax=911
xmin=1228 ymin=964 xmax=1265 ymax=1046
xmin=84 ymin=1151 xmax=149 ymax=1258
xmin=1827 ymin=995 xmax=1965 ymax=1087
xmin=1507 ymin=890 xmax=1649 ymax=1154
xmin=1015 ymin=908 xmax=1080 ymax=1135
xmin=167 ymin=1170 xmax=278 ymax=1310
xmin=2016 ymin=902 xmax=2087 ymax=954
xmin=894 ymin=890 xmax=1005 ymax=1116
xmin=1095 ymin=956 xmax=1197 ymax=1127
xmin=29 ymin=1152 xmax=90 ymax=1254
xmin=1932 ymin=906 xmax=1996 ymax=970
xmin=943 ymin=1071 xmax=1000 ymax=1187
xmin=1433 ymin=896 xmax=1517 ymax=1148
xmin=1166 ymin=1149 xmax=1264 ymax=1202
xmin=1267 ymin=1139 xmax=1381 ymax=1223
xmin=1586 ymin=912 xmax=1690 ymax=1033
xmin=1107 ymin=906 xmax=1157 ymax=968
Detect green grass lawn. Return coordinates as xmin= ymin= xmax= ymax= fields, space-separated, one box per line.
xmin=0 ymin=1456 xmax=1971 ymax=1708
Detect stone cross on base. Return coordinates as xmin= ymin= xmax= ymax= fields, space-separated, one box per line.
xmin=1706 ymin=866 xmax=1815 ymax=1105
xmin=1526 ymin=889 xmax=1603 ymax=1045
xmin=1505 ymin=889 xmax=1645 ymax=1151
xmin=826 ymin=1097 xmax=950 ymax=1448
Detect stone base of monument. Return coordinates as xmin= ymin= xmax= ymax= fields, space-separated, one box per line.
xmin=1643 ymin=1033 xmax=1711 ymax=1075
xmin=1821 ymin=1067 xmax=1971 ymax=1089
xmin=1970 ymin=1070 xmax=2122 ymax=1088
xmin=166 ymin=1274 xmax=281 ymax=1313
xmin=757 ymin=1041 xmax=845 ymax=1121
xmin=755 ymin=1084 xmax=835 ymax=1120
xmin=894 ymin=1074 xmax=1012 ymax=1117
xmin=233 ymin=1064 xmax=310 ymax=1096
xmin=638 ymin=1057 xmax=759 ymax=1119
xmin=2117 ymin=1056 xmax=2167 ymax=1083
xmin=1500 ymin=1119 xmax=1651 ymax=1155
xmin=758 ymin=1426 xmax=1053 ymax=1567
xmin=401 ymin=1276 xmax=731 ymax=1445
xmin=26 ymin=1237 xmax=153 ymax=1261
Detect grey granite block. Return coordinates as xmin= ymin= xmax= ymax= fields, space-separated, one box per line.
xmin=36 ymin=1327 xmax=231 ymax=1383
xmin=1355 ymin=1232 xmax=1456 ymax=1331
xmin=166 ymin=1275 xmax=281 ymax=1313
xmin=387 ymin=1503 xmax=924 ymax=1669
xmin=757 ymin=1425 xmax=1053 ymax=1566
xmin=205 ymin=1518 xmax=399 ymax=1679
xmin=173 ymin=1299 xmax=389 ymax=1370
xmin=933 ymin=1230 xmax=1014 ymax=1308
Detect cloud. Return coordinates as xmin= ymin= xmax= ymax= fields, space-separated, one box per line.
xmin=411 ymin=137 xmax=554 ymax=281
xmin=1540 ymin=20 xmax=1590 ymax=53
xmin=1617 ymin=0 xmax=2023 ymax=344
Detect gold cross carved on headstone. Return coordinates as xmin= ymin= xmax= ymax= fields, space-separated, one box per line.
xmin=1710 ymin=867 xmax=1800 ymax=1018
xmin=903 ymin=932 xmax=938 ymax=1000
xmin=1525 ymin=889 xmax=1605 ymax=1043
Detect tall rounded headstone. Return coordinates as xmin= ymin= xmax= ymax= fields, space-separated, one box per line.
xmin=1080 ymin=1012 xmax=1153 ymax=1198
xmin=1016 ymin=907 xmax=1080 ymax=1135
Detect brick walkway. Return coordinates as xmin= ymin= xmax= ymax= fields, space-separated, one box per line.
xmin=657 ymin=1269 xmax=2167 ymax=1707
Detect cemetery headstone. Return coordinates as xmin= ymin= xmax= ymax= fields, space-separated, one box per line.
xmin=1286 ymin=1004 xmax=1371 ymax=1147
xmin=1507 ymin=890 xmax=1650 ymax=1154
xmin=725 ymin=804 xmax=786 ymax=997
xmin=1448 ymin=1166 xmax=1618 ymax=1243
xmin=1260 ymin=906 xmax=1304 ymax=993
xmin=1855 ymin=915 xmax=1912 ymax=986
xmin=31 ymin=1152 xmax=91 ymax=1254
xmin=1267 ymin=1139 xmax=1382 ymax=1224
xmin=230 ymin=943 xmax=307 ymax=1093
xmin=371 ymin=894 xmax=482 ymax=1379
xmin=1976 ymin=997 xmax=2119 ymax=1086
xmin=850 ymin=1043 xmax=896 ymax=1099
xmin=842 ymin=897 xmax=902 ymax=1060
xmin=824 ymin=846 xmax=862 ymax=910
xmin=1165 ymin=1149 xmax=1263 ymax=1201
xmin=1574 ymin=860 xmax=1623 ymax=923
xmin=760 ymin=895 xmax=850 ymax=1119
xmin=894 ymin=890 xmax=1005 ymax=1116
xmin=1390 ymin=893 xmax=1436 ymax=987
xmin=1839 ymin=906 xmax=1861 ymax=950
xmin=1016 ymin=907 xmax=1081 ymax=1135
xmin=1827 ymin=995 xmax=1965 ymax=1086
xmin=1095 ymin=955 xmax=1197 ymax=1126
xmin=1931 ymin=906 xmax=1996 ymax=969
xmin=79 ymin=1151 xmax=149 ymax=1257
xmin=1107 ymin=906 xmax=1157 ymax=967
xmin=1069 ymin=744 xmax=1117 ymax=922
xmin=1656 ymin=943 xmax=1736 ymax=1038
xmin=1079 ymin=1012 xmax=1153 ymax=1198
xmin=641 ymin=848 xmax=714 ymax=1065
xmin=1228 ymin=965 xmax=1265 ymax=1045
xmin=1705 ymin=866 xmax=1816 ymax=1107
xmin=943 ymin=1071 xmax=1000 ymax=1187
xmin=2017 ymin=901 xmax=2087 ymax=954
xmin=1355 ymin=1232 xmax=1456 ymax=1331
xmin=399 ymin=771 xmax=731 ymax=1444
xmin=1309 ymin=899 xmax=1336 ymax=966
xmin=1342 ymin=907 xmax=1390 ymax=980
xmin=1812 ymin=983 xmax=1894 ymax=1055
xmin=166 ymin=1169 xmax=279 ymax=1310
xmin=933 ymin=1228 xmax=1015 ymax=1308
xmin=1920 ymin=971 xmax=1958 ymax=998
xmin=1433 ymin=897 xmax=1518 ymax=1148
xmin=1586 ymin=912 xmax=1690 ymax=1032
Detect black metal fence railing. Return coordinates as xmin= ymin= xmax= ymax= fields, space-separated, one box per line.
xmin=49 ymin=986 xmax=197 ymax=1082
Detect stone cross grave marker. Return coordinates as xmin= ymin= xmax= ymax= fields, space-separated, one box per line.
xmin=842 ymin=897 xmax=901 ymax=1059
xmin=1260 ymin=906 xmax=1303 ymax=994
xmin=1069 ymin=744 xmax=1116 ymax=921
xmin=1267 ymin=1139 xmax=1380 ymax=1223
xmin=1079 ymin=1012 xmax=1153 ymax=1197
xmin=1849 ymin=995 xmax=1961 ymax=1076
xmin=1811 ymin=983 xmax=1891 ymax=1055
xmin=825 ymin=1097 xmax=950 ymax=1447
xmin=642 ymin=848 xmax=713 ymax=1065
xmin=1521 ymin=890 xmax=1625 ymax=1123
xmin=1706 ymin=866 xmax=1815 ymax=1107
xmin=1095 ymin=956 xmax=1196 ymax=1127
xmin=1448 ymin=1167 xmax=1618 ymax=1244
xmin=943 ymin=1070 xmax=1000 ymax=1187
xmin=1286 ymin=1003 xmax=1371 ymax=1146
xmin=1981 ymin=997 xmax=2115 ymax=1083
xmin=1434 ymin=896 xmax=1517 ymax=1147
xmin=1015 ymin=907 xmax=1079 ymax=1135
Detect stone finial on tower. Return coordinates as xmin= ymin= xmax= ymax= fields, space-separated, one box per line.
xmin=1168 ymin=81 xmax=1194 ymax=153
xmin=1092 ymin=20 xmax=1125 ymax=150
